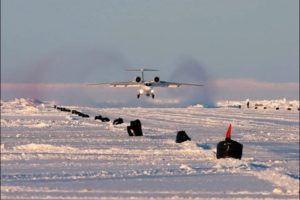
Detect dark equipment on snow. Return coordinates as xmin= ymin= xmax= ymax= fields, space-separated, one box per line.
xmin=276 ymin=107 xmax=280 ymax=110
xmin=79 ymin=113 xmax=89 ymax=118
xmin=72 ymin=110 xmax=88 ymax=117
xmin=113 ymin=118 xmax=124 ymax=125
xmin=127 ymin=119 xmax=143 ymax=136
xmin=95 ymin=115 xmax=110 ymax=122
xmin=216 ymin=124 xmax=243 ymax=160
xmin=70 ymin=110 xmax=89 ymax=118
xmin=246 ymin=102 xmax=250 ymax=108
xmin=95 ymin=115 xmax=102 ymax=120
xmin=63 ymin=108 xmax=71 ymax=112
xmin=176 ymin=130 xmax=191 ymax=143
xmin=72 ymin=110 xmax=81 ymax=115
xmin=82 ymin=114 xmax=89 ymax=118
xmin=101 ymin=117 xmax=110 ymax=122
xmin=56 ymin=107 xmax=71 ymax=112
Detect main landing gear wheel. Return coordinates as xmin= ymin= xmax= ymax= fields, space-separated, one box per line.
xmin=152 ymin=94 xmax=155 ymax=99
xmin=137 ymin=94 xmax=140 ymax=99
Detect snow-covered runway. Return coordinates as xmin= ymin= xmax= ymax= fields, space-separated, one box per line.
xmin=1 ymin=99 xmax=299 ymax=199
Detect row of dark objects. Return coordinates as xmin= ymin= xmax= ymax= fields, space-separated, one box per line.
xmin=54 ymin=105 xmax=89 ymax=118
xmin=126 ymin=120 xmax=190 ymax=139
xmin=54 ymin=105 xmax=242 ymax=160
xmin=55 ymin=106 xmax=71 ymax=112
xmin=95 ymin=115 xmax=124 ymax=125
xmin=95 ymin=115 xmax=110 ymax=122
xmin=238 ymin=105 xmax=299 ymax=111
xmin=121 ymin=119 xmax=242 ymax=160
xmin=54 ymin=105 xmax=123 ymax=125
xmin=127 ymin=121 xmax=242 ymax=160
xmin=254 ymin=107 xmax=299 ymax=111
xmin=54 ymin=105 xmax=176 ymax=139
xmin=72 ymin=110 xmax=90 ymax=118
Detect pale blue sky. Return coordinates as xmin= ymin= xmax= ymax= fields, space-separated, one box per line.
xmin=2 ymin=0 xmax=299 ymax=83
xmin=1 ymin=0 xmax=299 ymax=105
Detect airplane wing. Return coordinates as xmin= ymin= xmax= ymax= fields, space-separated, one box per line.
xmin=88 ymin=81 xmax=141 ymax=88
xmin=153 ymin=81 xmax=204 ymax=88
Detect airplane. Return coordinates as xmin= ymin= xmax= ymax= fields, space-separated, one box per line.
xmin=88 ymin=68 xmax=204 ymax=99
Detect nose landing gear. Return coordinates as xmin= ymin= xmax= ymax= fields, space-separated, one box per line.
xmin=137 ymin=92 xmax=155 ymax=99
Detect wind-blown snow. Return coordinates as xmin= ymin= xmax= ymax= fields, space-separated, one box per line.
xmin=1 ymin=98 xmax=299 ymax=199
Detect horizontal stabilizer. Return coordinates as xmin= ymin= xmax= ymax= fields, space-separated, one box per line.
xmin=126 ymin=68 xmax=159 ymax=72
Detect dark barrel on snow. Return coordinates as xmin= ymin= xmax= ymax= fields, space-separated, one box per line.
xmin=113 ymin=118 xmax=124 ymax=125
xmin=95 ymin=115 xmax=102 ymax=120
xmin=216 ymin=124 xmax=243 ymax=160
xmin=127 ymin=119 xmax=143 ymax=136
xmin=176 ymin=130 xmax=191 ymax=143
xmin=101 ymin=117 xmax=110 ymax=122
xmin=217 ymin=138 xmax=243 ymax=159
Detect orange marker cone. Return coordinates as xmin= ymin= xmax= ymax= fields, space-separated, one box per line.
xmin=225 ymin=124 xmax=232 ymax=140
xmin=217 ymin=123 xmax=243 ymax=159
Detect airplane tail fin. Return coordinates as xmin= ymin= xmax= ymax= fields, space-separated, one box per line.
xmin=126 ymin=68 xmax=159 ymax=82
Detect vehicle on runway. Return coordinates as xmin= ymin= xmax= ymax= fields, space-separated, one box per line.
xmin=88 ymin=68 xmax=203 ymax=99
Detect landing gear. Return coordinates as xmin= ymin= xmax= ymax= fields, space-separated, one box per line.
xmin=137 ymin=94 xmax=140 ymax=99
xmin=151 ymin=94 xmax=155 ymax=99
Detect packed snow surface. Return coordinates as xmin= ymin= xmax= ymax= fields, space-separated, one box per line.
xmin=1 ymin=98 xmax=299 ymax=199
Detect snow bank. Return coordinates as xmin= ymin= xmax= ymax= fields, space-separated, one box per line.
xmin=1 ymin=98 xmax=41 ymax=113
xmin=13 ymin=143 xmax=77 ymax=153
xmin=216 ymin=99 xmax=299 ymax=110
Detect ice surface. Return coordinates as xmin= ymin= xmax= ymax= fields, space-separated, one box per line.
xmin=1 ymin=98 xmax=299 ymax=199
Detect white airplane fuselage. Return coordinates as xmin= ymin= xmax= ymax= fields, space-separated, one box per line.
xmin=138 ymin=83 xmax=155 ymax=98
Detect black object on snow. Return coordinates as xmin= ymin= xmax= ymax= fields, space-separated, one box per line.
xmin=217 ymin=138 xmax=243 ymax=159
xmin=246 ymin=102 xmax=250 ymax=108
xmin=76 ymin=112 xmax=83 ymax=116
xmin=276 ymin=107 xmax=280 ymax=110
xmin=287 ymin=108 xmax=292 ymax=111
xmin=101 ymin=117 xmax=110 ymax=122
xmin=80 ymin=113 xmax=89 ymax=118
xmin=95 ymin=115 xmax=102 ymax=120
xmin=76 ymin=112 xmax=89 ymax=118
xmin=57 ymin=107 xmax=71 ymax=112
xmin=113 ymin=118 xmax=124 ymax=125
xmin=176 ymin=131 xmax=191 ymax=143
xmin=94 ymin=115 xmax=110 ymax=122
xmin=127 ymin=119 xmax=143 ymax=136
xmin=216 ymin=124 xmax=243 ymax=160
xmin=72 ymin=110 xmax=81 ymax=115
